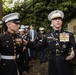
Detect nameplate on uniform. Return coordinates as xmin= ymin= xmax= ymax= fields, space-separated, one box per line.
xmin=47 ymin=36 xmax=52 ymax=39
xmin=59 ymin=33 xmax=69 ymax=42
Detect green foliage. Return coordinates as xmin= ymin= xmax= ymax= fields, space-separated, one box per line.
xmin=3 ymin=0 xmax=76 ymax=32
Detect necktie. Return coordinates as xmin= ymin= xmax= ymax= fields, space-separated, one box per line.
xmin=30 ymin=30 xmax=34 ymax=40
xmin=31 ymin=30 xmax=34 ymax=40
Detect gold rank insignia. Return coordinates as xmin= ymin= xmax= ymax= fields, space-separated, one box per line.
xmin=59 ymin=32 xmax=69 ymax=42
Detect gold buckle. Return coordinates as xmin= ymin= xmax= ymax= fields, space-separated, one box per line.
xmin=56 ymin=49 xmax=61 ymax=56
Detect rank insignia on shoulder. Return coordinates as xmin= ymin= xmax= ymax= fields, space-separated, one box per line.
xmin=59 ymin=32 xmax=69 ymax=42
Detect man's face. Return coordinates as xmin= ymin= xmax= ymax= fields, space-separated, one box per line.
xmin=30 ymin=25 xmax=34 ymax=29
xmin=25 ymin=28 xmax=28 ymax=32
xmin=19 ymin=31 xmax=25 ymax=35
xmin=40 ymin=30 xmax=44 ymax=34
xmin=51 ymin=17 xmax=62 ymax=29
xmin=0 ymin=25 xmax=2 ymax=29
xmin=7 ymin=22 xmax=20 ymax=32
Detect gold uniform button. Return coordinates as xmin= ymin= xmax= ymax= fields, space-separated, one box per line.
xmin=56 ymin=38 xmax=58 ymax=40
xmin=14 ymin=54 xmax=16 ymax=56
xmin=14 ymin=43 xmax=16 ymax=45
xmin=13 ymin=40 xmax=15 ymax=42
xmin=6 ymin=45 xmax=9 ymax=47
xmin=56 ymin=49 xmax=59 ymax=51
xmin=14 ymin=50 xmax=16 ymax=52
xmin=14 ymin=46 xmax=16 ymax=49
xmin=56 ymin=33 xmax=58 ymax=35
xmin=3 ymin=63 xmax=5 ymax=65
xmin=12 ymin=37 xmax=14 ymax=39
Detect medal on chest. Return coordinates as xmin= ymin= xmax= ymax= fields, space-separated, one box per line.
xmin=15 ymin=38 xmax=22 ymax=45
xmin=59 ymin=32 xmax=69 ymax=42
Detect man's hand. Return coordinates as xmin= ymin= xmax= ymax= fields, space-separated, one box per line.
xmin=66 ymin=47 xmax=75 ymax=60
xmin=23 ymin=39 xmax=28 ymax=45
xmin=30 ymin=39 xmax=34 ymax=42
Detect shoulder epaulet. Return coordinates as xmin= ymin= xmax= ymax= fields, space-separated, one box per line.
xmin=64 ymin=30 xmax=71 ymax=32
xmin=63 ymin=30 xmax=72 ymax=33
xmin=0 ymin=32 xmax=5 ymax=37
xmin=63 ymin=30 xmax=73 ymax=36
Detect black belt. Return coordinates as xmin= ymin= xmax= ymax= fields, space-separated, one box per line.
xmin=50 ymin=50 xmax=68 ymax=56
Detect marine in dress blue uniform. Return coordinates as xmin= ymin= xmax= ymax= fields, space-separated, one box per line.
xmin=19 ymin=28 xmax=30 ymax=74
xmin=45 ymin=10 xmax=76 ymax=75
xmin=0 ymin=13 xmax=24 ymax=75
xmin=38 ymin=27 xmax=46 ymax=63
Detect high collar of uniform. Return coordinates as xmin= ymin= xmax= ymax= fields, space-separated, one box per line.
xmin=52 ymin=28 xmax=63 ymax=33
xmin=54 ymin=30 xmax=60 ymax=33
xmin=6 ymin=31 xmax=16 ymax=36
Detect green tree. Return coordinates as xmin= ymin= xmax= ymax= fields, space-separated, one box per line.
xmin=0 ymin=0 xmax=3 ymax=20
xmin=2 ymin=0 xmax=76 ymax=32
